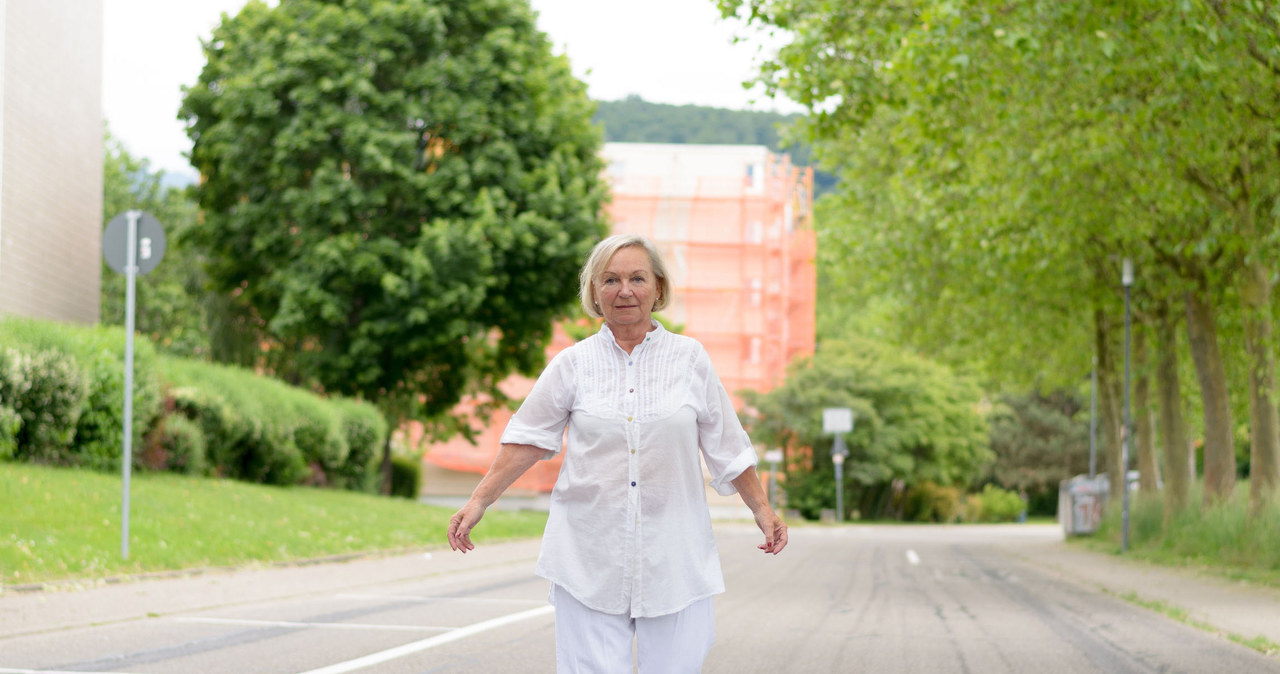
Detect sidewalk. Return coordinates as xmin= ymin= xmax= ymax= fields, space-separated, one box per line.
xmin=1006 ymin=538 xmax=1280 ymax=651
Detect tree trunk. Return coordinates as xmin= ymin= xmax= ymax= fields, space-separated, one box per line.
xmin=1154 ymin=299 xmax=1191 ymax=518
xmin=1241 ymin=261 xmax=1280 ymax=513
xmin=380 ymin=428 xmax=394 ymax=496
xmin=1133 ymin=326 xmax=1160 ymax=494
xmin=1095 ymin=307 xmax=1124 ymax=500
xmin=1185 ymin=286 xmax=1235 ymax=505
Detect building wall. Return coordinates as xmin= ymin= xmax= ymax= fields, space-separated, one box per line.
xmin=0 ymin=0 xmax=104 ymax=324
xmin=420 ymin=143 xmax=816 ymax=495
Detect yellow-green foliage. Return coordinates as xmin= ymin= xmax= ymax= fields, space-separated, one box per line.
xmin=962 ymin=484 xmax=1027 ymax=523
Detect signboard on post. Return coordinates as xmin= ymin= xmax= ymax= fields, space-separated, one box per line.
xmin=102 ymin=211 xmax=166 ymax=560
xmin=823 ymin=407 xmax=854 ymax=434
xmin=822 ymin=407 xmax=854 ymax=522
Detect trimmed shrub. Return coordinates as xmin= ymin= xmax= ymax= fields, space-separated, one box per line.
xmin=0 ymin=404 xmax=20 ymax=460
xmin=0 ymin=348 xmax=87 ymax=463
xmin=141 ymin=414 xmax=207 ymax=475
xmin=904 ymin=481 xmax=963 ymax=523
xmin=390 ymin=453 xmax=422 ymax=499
xmin=0 ymin=318 xmax=163 ymax=469
xmin=963 ymin=484 xmax=1026 ymax=523
xmin=160 ymin=357 xmax=383 ymax=489
xmin=332 ymin=398 xmax=388 ymax=492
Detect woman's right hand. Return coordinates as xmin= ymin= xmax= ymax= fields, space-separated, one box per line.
xmin=447 ymin=499 xmax=486 ymax=553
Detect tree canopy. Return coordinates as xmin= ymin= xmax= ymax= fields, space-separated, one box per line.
xmin=743 ymin=337 xmax=990 ymax=519
xmin=179 ymin=0 xmax=609 ymax=439
xmin=719 ymin=0 xmax=1280 ymax=509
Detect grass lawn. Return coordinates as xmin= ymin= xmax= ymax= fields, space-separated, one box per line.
xmin=0 ymin=462 xmax=547 ymax=586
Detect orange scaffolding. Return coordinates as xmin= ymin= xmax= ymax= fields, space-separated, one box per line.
xmin=420 ymin=143 xmax=816 ymax=493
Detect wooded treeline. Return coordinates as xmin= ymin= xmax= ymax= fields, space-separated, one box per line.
xmin=719 ymin=0 xmax=1280 ymax=519
xmin=592 ymin=95 xmax=837 ymax=194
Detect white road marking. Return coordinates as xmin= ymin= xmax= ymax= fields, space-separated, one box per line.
xmin=0 ymin=670 xmax=148 ymax=674
xmin=906 ymin=549 xmax=921 ymax=565
xmin=336 ymin=592 xmax=545 ymax=605
xmin=175 ymin=617 xmax=454 ymax=632
xmin=294 ymin=605 xmax=555 ymax=674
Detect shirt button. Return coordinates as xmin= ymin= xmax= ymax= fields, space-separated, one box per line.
xmin=630 ymin=449 xmax=636 ymax=454
xmin=627 ymin=361 xmax=633 ymax=366
xmin=629 ymin=388 xmax=634 ymax=393
xmin=631 ymin=481 xmax=637 ymax=487
xmin=627 ymin=416 xmax=633 ymax=422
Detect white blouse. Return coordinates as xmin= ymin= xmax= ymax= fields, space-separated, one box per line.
xmin=500 ymin=320 xmax=758 ymax=618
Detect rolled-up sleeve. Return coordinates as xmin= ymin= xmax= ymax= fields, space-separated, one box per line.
xmin=695 ymin=350 xmax=758 ymax=496
xmin=500 ymin=348 xmax=575 ymax=457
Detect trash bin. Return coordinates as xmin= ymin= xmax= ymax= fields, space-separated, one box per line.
xmin=1058 ymin=475 xmax=1109 ymax=536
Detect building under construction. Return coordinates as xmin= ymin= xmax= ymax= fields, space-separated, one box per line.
xmin=420 ymin=143 xmax=816 ymax=497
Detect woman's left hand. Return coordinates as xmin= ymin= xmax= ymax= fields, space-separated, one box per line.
xmin=753 ymin=508 xmax=788 ymax=555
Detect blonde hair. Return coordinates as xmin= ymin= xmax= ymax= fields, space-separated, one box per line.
xmin=579 ymin=234 xmax=672 ymax=318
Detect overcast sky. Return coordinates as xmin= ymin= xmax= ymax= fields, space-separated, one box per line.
xmin=102 ymin=0 xmax=799 ymax=177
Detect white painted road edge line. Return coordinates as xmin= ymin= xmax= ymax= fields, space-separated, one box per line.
xmin=295 ymin=605 xmax=556 ymax=674
xmin=175 ymin=617 xmax=455 ymax=632
xmin=906 ymin=549 xmax=921 ymax=565
xmin=336 ymin=593 xmax=546 ymax=605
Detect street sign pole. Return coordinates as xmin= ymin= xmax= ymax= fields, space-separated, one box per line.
xmin=103 ymin=209 xmax=165 ymax=561
xmin=832 ymin=435 xmax=846 ymax=521
xmin=823 ymin=408 xmax=854 ymax=522
xmin=121 ymin=210 xmax=139 ymax=560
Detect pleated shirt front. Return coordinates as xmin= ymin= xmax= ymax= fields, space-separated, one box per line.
xmin=500 ymin=320 xmax=758 ymax=618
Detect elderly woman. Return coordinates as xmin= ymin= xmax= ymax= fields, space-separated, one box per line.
xmin=448 ymin=234 xmax=787 ymax=673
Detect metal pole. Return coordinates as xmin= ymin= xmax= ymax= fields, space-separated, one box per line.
xmin=834 ymin=459 xmax=844 ymax=522
xmin=832 ymin=433 xmax=846 ymax=521
xmin=1089 ymin=357 xmax=1098 ymax=479
xmin=1121 ymin=259 xmax=1133 ymax=553
xmin=122 ymin=210 xmax=139 ymax=560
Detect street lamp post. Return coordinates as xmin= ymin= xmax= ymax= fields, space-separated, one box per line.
xmin=1122 ymin=258 xmax=1134 ymax=553
xmin=1090 ymin=356 xmax=1098 ymax=479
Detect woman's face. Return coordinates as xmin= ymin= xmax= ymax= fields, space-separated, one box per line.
xmin=596 ymin=246 xmax=657 ymax=328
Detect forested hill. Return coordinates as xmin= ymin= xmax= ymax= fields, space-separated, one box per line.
xmin=592 ymin=96 xmax=836 ymax=195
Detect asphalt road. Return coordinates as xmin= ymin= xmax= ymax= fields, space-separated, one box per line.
xmin=2 ymin=524 xmax=1277 ymax=673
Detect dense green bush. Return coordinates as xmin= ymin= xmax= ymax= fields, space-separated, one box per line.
xmin=0 ymin=403 xmax=22 ymax=460
xmin=161 ymin=356 xmax=386 ymax=488
xmin=141 ymin=413 xmax=207 ymax=475
xmin=1 ymin=317 xmax=386 ymax=491
xmin=0 ymin=347 xmax=88 ymax=464
xmin=331 ymin=398 xmax=388 ymax=492
xmin=0 ymin=318 xmax=162 ymax=468
xmin=962 ymin=484 xmax=1026 ymax=523
xmin=904 ymin=481 xmax=963 ymax=522
xmin=390 ymin=453 xmax=422 ymax=499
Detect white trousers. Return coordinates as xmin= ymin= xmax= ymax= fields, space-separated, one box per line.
xmin=551 ymin=584 xmax=716 ymax=674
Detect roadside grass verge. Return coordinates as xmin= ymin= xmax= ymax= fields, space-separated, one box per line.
xmin=1111 ymin=590 xmax=1280 ymax=659
xmin=1074 ymin=480 xmax=1280 ymax=591
xmin=0 ymin=462 xmax=546 ymax=587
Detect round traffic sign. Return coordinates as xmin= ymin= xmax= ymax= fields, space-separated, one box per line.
xmin=103 ymin=211 xmax=166 ymax=275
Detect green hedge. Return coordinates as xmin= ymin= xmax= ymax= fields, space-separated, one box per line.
xmin=161 ymin=356 xmax=386 ymax=489
xmin=0 ymin=317 xmax=386 ymax=491
xmin=0 ymin=318 xmax=160 ymax=468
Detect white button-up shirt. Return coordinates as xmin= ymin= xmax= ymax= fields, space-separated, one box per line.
xmin=500 ymin=320 xmax=757 ymax=618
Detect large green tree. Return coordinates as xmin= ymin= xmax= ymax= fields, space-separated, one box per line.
xmin=743 ymin=337 xmax=991 ymax=520
xmin=180 ymin=0 xmax=609 ymax=489
xmin=718 ymin=0 xmax=1280 ymax=512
